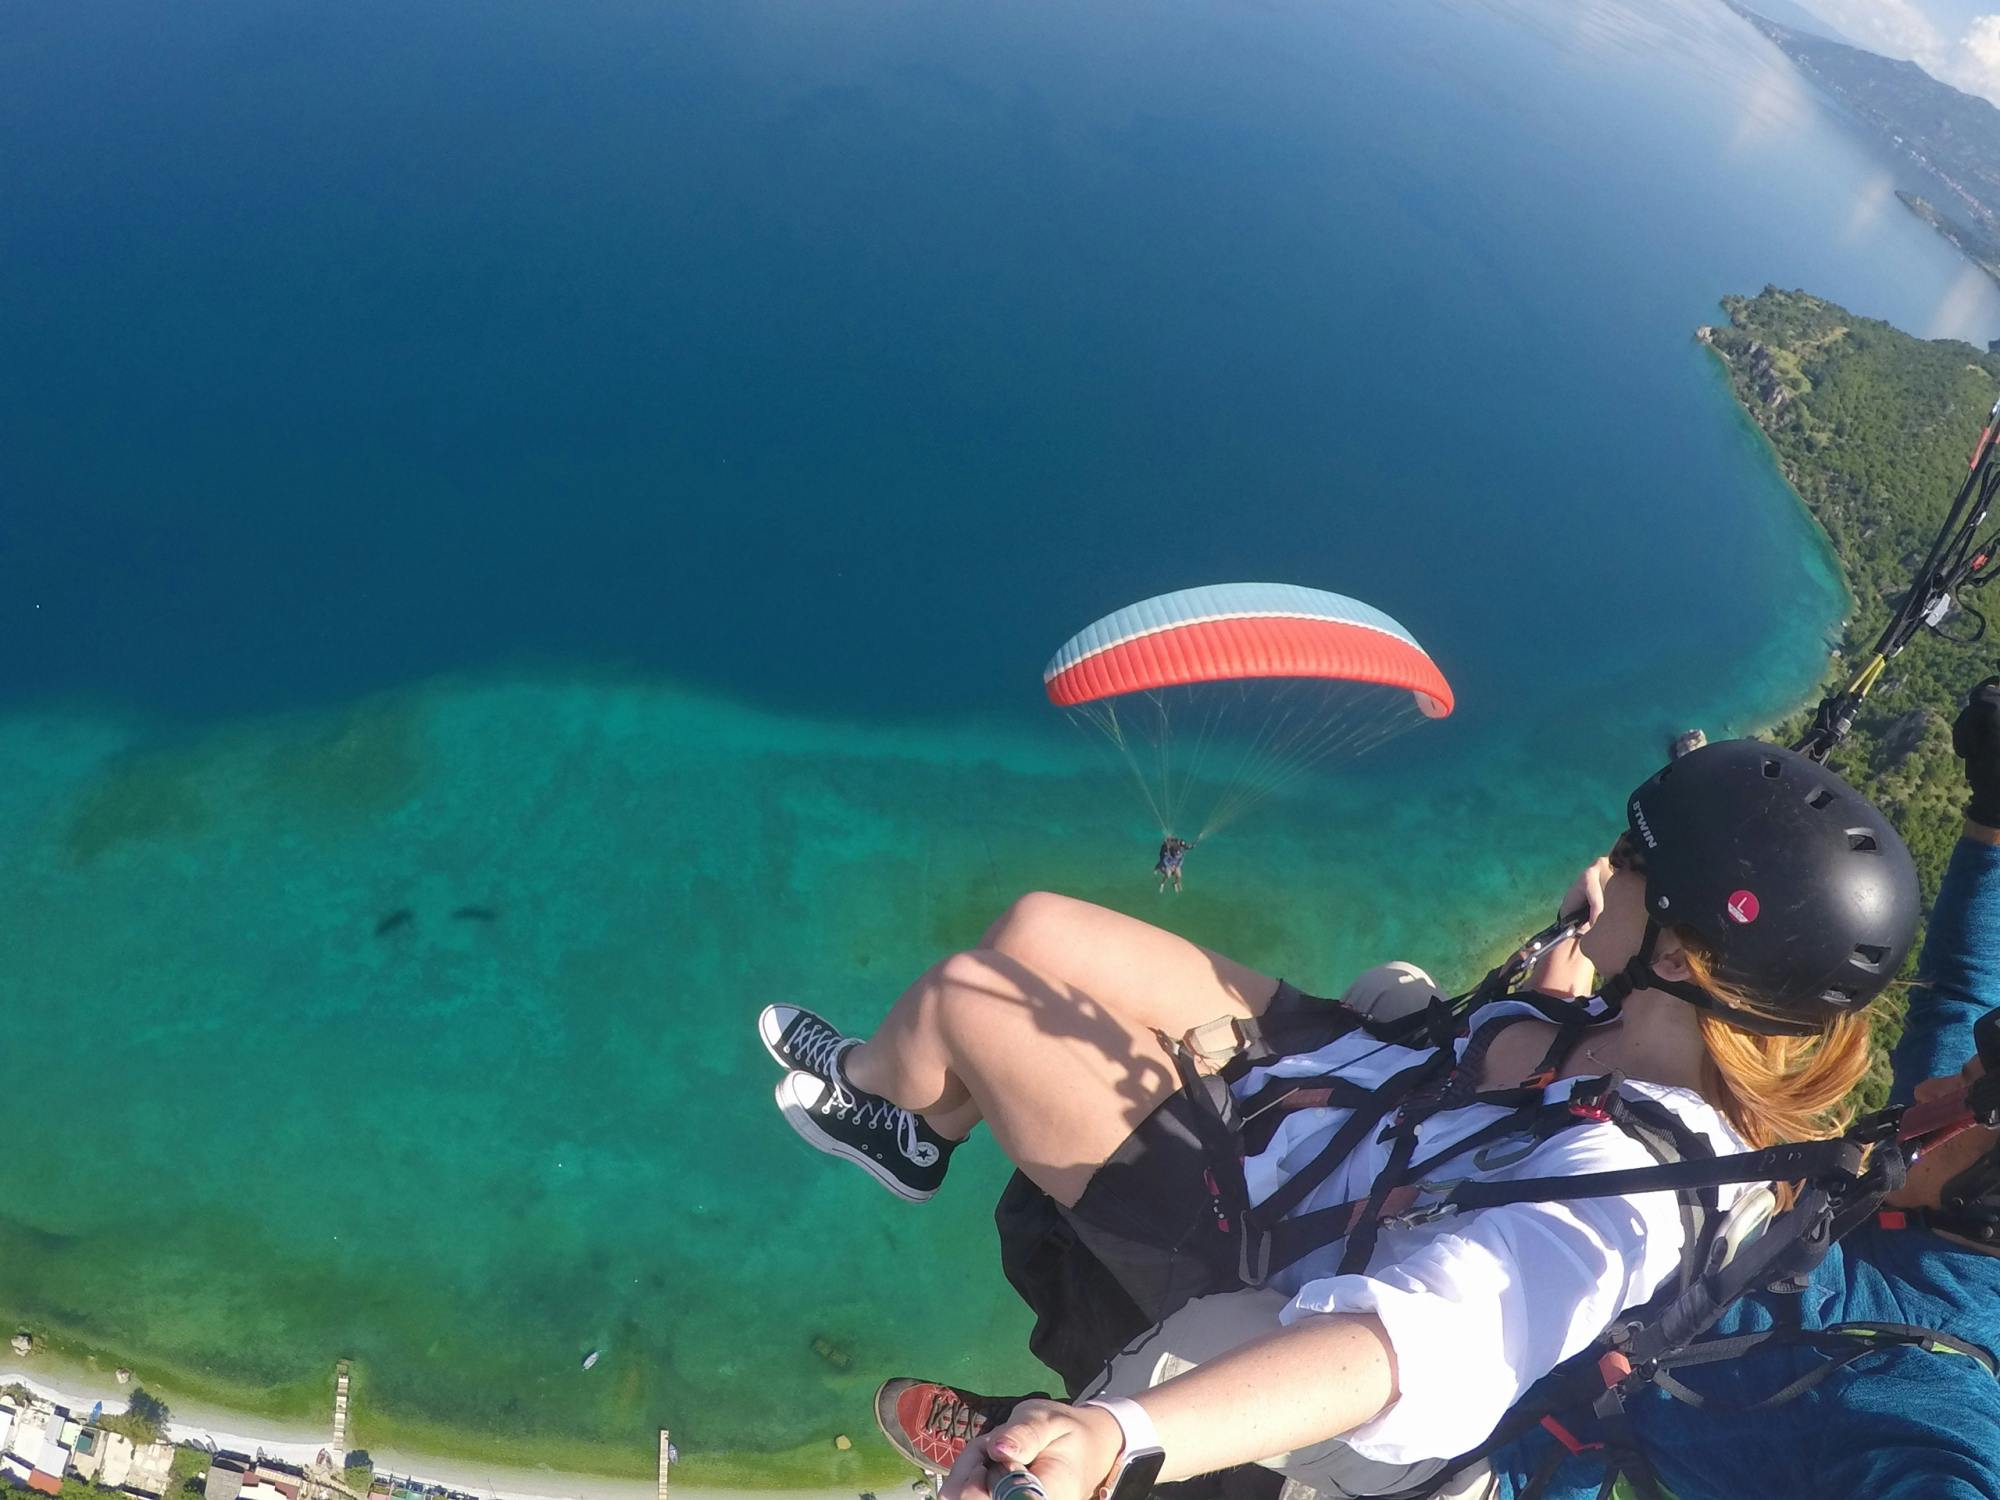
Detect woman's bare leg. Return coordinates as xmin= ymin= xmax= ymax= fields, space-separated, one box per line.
xmin=840 ymin=948 xmax=1181 ymax=1206
xmin=845 ymin=892 xmax=1277 ymax=1116
xmin=979 ymin=891 xmax=1280 ymax=1024
xmin=840 ymin=895 xmax=1283 ymax=1205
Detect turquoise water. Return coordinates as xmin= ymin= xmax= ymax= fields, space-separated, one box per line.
xmin=4 ymin=0 xmax=2000 ymax=1481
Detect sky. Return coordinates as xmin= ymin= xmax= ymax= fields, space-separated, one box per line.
xmin=1800 ymin=0 xmax=2000 ymax=102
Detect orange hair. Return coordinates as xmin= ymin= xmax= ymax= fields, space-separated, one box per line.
xmin=1679 ymin=944 xmax=1876 ymax=1208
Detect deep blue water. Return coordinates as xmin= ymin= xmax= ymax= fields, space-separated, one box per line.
xmin=7 ymin=0 xmax=2000 ymax=740
xmin=16 ymin=0 xmax=2000 ymax=1473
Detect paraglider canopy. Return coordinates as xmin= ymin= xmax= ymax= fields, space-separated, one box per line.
xmin=1047 ymin=583 xmax=1453 ymax=840
xmin=1045 ymin=582 xmax=1452 ymax=714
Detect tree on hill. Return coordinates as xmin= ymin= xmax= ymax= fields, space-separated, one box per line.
xmin=1704 ymin=286 xmax=2000 ymax=1100
xmin=101 ymin=1387 xmax=171 ymax=1445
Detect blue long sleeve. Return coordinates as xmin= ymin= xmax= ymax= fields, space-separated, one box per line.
xmin=1890 ymin=836 xmax=2000 ymax=1104
xmin=1491 ymin=838 xmax=2000 ymax=1500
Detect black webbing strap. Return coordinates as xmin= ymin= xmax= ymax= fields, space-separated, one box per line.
xmin=1330 ymin=1013 xmax=1540 ymax=1275
xmin=1599 ymin=1090 xmax=1721 ymax=1297
xmin=1360 ymin=1343 xmax=1650 ymax=1500
xmin=1234 ymin=1076 xmax=1417 ymax=1287
xmin=1262 ymin=1095 xmax=1596 ymax=1278
xmin=1616 ymin=1182 xmax=1841 ymax=1374
xmin=1356 ymin=1085 xmax=1726 ymax=1500
xmin=1584 ymin=1382 xmax=1662 ymax=1500
xmin=1234 ymin=1071 xmax=1381 ymax=1128
xmin=1650 ymin=1320 xmax=1998 ymax=1411
xmin=1252 ymin=1055 xmax=1446 ymax=1227
xmin=1403 ymin=1132 xmax=1864 ymax=1224
xmin=1519 ymin=1440 xmax=1569 ymax=1500
xmin=1247 ymin=1016 xmax=1599 ymax=1282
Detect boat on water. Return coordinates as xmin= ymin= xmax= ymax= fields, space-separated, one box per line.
xmin=582 ymin=1350 xmax=601 ymax=1370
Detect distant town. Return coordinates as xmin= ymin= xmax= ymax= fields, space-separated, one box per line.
xmin=1727 ymin=0 xmax=2000 ymax=298
xmin=0 ymin=1384 xmax=520 ymax=1500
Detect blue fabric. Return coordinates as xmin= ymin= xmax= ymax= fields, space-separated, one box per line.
xmin=1490 ymin=837 xmax=2000 ymax=1500
xmin=1041 ymin=582 xmax=1421 ymax=680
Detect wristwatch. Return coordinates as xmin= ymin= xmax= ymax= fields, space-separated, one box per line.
xmin=1081 ymin=1397 xmax=1166 ymax=1500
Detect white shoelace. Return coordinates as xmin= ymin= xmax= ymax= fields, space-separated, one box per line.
xmin=817 ymin=1069 xmax=940 ymax=1168
xmin=789 ymin=1017 xmax=855 ymax=1079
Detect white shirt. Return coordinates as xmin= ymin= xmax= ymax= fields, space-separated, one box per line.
xmin=1232 ymin=997 xmax=1752 ymax=1466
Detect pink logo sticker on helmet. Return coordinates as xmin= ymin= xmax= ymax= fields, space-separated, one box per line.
xmin=1726 ymin=890 xmax=1760 ymax=925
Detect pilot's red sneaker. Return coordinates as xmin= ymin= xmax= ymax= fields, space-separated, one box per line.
xmin=873 ymin=1379 xmax=1043 ymax=1474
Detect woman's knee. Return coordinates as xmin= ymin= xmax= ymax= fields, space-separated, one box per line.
xmin=916 ymin=949 xmax=1038 ymax=1059
xmin=980 ymin=890 xmax=1102 ymax=960
xmin=931 ymin=947 xmax=1016 ymax=1000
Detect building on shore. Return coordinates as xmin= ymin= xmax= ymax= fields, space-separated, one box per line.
xmin=72 ymin=1427 xmax=110 ymax=1483
xmin=241 ymin=1460 xmax=306 ymax=1500
xmin=123 ymin=1437 xmax=177 ymax=1496
xmin=205 ymin=1455 xmax=249 ymax=1500
xmin=1 ymin=1401 xmax=73 ymax=1495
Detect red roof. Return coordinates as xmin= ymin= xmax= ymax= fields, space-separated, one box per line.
xmin=28 ymin=1470 xmax=62 ymax=1495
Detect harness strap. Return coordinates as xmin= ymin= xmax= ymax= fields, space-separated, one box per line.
xmin=1194 ymin=989 xmax=1446 ymax=1078
xmin=1648 ymin=1319 xmax=1998 ymax=1414
xmin=1394 ymin=1133 xmax=1862 ymax=1227
xmin=1343 ymin=1085 xmax=1720 ymax=1500
xmin=1332 ymin=1012 xmax=1555 ymax=1275
xmin=1250 ymin=1055 xmax=1445 ymax=1226
xmin=1235 ymin=1073 xmax=1380 ymax=1127
xmin=1584 ymin=1380 xmax=1661 ymax=1500
xmin=1260 ymin=1096 xmax=1604 ymax=1277
xmin=1514 ymin=1435 xmax=1572 ymax=1500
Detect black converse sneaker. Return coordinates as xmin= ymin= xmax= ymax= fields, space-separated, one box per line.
xmin=773 ymin=1069 xmax=956 ymax=1202
xmin=757 ymin=1003 xmax=856 ymax=1080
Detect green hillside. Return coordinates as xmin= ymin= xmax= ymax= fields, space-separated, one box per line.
xmin=1703 ymin=287 xmax=2000 ymax=1095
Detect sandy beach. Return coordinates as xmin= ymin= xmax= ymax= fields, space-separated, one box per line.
xmin=0 ymin=1369 xmax=872 ymax=1500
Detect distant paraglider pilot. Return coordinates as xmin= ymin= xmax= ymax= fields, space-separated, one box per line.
xmin=1154 ymin=836 xmax=1194 ymax=893
xmin=1044 ymin=584 xmax=1455 ymax=844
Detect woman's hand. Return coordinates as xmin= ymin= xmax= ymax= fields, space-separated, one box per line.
xmin=940 ymin=1399 xmax=1122 ymax=1500
xmin=1530 ymin=854 xmax=1612 ymax=998
xmin=1557 ymin=855 xmax=1615 ymax=933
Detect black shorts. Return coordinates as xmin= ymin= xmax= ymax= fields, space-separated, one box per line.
xmin=1061 ymin=1081 xmax=1245 ymax=1324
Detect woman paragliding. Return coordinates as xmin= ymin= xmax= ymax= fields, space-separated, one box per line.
xmin=754 ymin=736 xmax=1919 ymax=1499
xmin=1044 ymin=583 xmax=1455 ymax=883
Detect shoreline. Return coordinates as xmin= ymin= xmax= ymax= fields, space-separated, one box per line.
xmin=0 ymin=1368 xmax=872 ymax=1500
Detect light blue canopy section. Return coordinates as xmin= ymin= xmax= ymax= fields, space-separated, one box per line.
xmin=1044 ymin=582 xmax=1418 ymax=682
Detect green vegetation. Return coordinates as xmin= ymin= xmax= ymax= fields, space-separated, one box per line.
xmin=99 ymin=1387 xmax=169 ymax=1445
xmin=1704 ymin=287 xmax=2000 ymax=1099
xmin=342 ymin=1453 xmax=374 ymax=1492
xmin=170 ymin=1444 xmax=210 ymax=1486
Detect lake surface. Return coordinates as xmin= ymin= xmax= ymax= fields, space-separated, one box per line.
xmin=4 ymin=0 xmax=1997 ymax=1481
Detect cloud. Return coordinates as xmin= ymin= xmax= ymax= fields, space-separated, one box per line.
xmin=1806 ymin=0 xmax=1949 ymax=61
xmin=1956 ymin=14 xmax=2000 ymax=99
xmin=1803 ymin=0 xmax=2000 ymax=106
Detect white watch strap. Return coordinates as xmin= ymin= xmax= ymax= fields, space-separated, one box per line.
xmin=1083 ymin=1395 xmax=1162 ymax=1458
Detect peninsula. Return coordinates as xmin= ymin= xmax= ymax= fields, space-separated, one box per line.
xmin=1727 ymin=3 xmax=2000 ymax=293
xmin=1700 ymin=286 xmax=2000 ymax=1091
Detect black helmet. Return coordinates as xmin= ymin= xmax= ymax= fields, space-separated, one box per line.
xmin=1618 ymin=739 xmax=1920 ymax=1034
